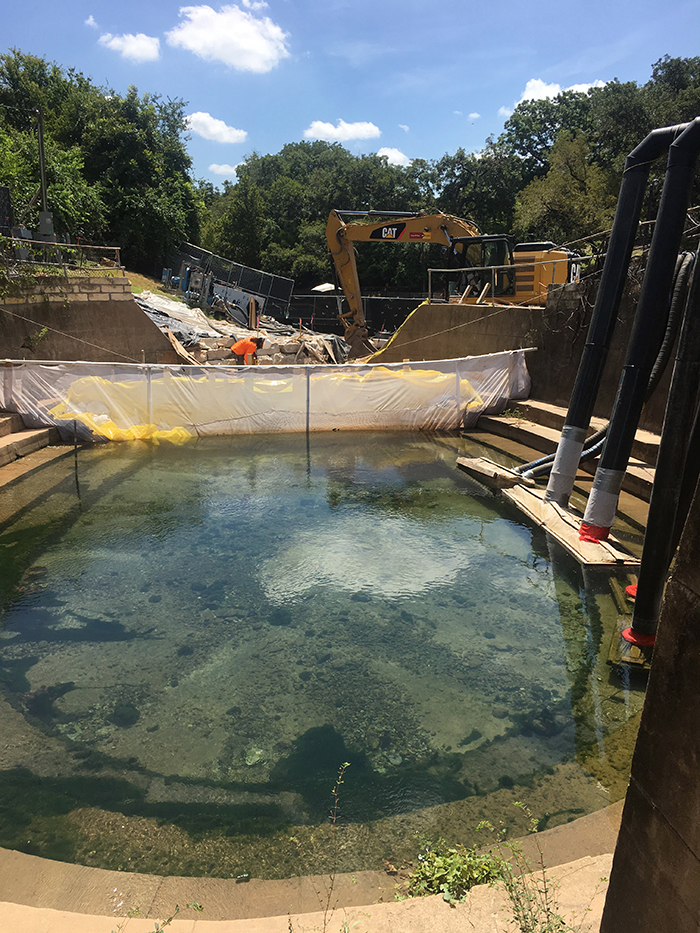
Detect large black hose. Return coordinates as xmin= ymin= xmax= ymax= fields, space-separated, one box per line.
xmin=544 ymin=123 xmax=690 ymax=508
xmin=632 ymin=247 xmax=700 ymax=633
xmin=514 ymin=250 xmax=695 ymax=480
xmin=647 ymin=250 xmax=694 ymax=392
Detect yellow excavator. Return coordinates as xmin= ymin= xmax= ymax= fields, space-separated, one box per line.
xmin=326 ymin=209 xmax=579 ymax=357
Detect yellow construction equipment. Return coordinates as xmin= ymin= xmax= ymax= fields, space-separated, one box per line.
xmin=326 ymin=209 xmax=579 ymax=357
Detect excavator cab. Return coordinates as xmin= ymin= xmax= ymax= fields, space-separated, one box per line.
xmin=446 ymin=235 xmax=516 ymax=300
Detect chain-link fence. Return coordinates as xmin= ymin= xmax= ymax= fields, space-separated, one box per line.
xmin=168 ymin=242 xmax=294 ymax=317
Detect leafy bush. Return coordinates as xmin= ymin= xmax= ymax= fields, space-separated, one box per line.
xmin=407 ymin=838 xmax=502 ymax=904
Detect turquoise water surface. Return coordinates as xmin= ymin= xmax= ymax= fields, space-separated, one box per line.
xmin=0 ymin=432 xmax=645 ymax=877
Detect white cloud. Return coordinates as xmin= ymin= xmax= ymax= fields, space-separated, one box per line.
xmin=520 ymin=78 xmax=563 ymax=102
xmin=399 ymin=124 xmax=409 ymax=133
xmin=187 ymin=111 xmax=247 ymax=144
xmin=499 ymin=105 xmax=513 ymax=118
xmin=99 ymin=33 xmax=160 ymax=62
xmin=453 ymin=110 xmax=463 ymax=116
xmin=304 ymin=119 xmax=381 ymax=142
xmin=209 ymin=163 xmax=240 ymax=176
xmin=377 ymin=147 xmax=411 ymax=167
xmin=85 ymin=15 xmax=98 ymax=28
xmin=469 ymin=112 xmax=481 ymax=120
xmin=166 ymin=4 xmax=289 ymax=74
xmin=503 ymin=77 xmax=608 ymax=112
xmin=567 ymin=80 xmax=606 ymax=94
xmin=519 ymin=78 xmax=606 ymax=101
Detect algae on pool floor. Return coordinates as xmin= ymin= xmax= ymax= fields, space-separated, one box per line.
xmin=0 ymin=432 xmax=645 ymax=876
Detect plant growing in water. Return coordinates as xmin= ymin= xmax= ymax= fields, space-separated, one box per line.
xmin=289 ymin=761 xmax=351 ymax=933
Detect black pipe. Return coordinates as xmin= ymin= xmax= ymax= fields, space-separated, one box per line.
xmin=517 ymin=250 xmax=692 ymax=480
xmin=632 ymin=250 xmax=700 ymax=633
xmin=544 ymin=123 xmax=689 ymax=506
xmin=565 ymin=123 xmax=688 ymax=433
xmin=670 ymin=390 xmax=700 ymax=555
xmin=592 ymin=118 xmax=700 ymax=477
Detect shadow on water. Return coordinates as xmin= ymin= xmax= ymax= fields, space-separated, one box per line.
xmin=2 ymin=606 xmax=145 ymax=645
xmin=269 ymin=724 xmax=469 ymax=821
xmin=0 ymin=434 xmax=648 ymax=875
xmin=0 ymin=766 xmax=290 ymax=862
xmin=0 ymin=719 xmax=474 ymax=865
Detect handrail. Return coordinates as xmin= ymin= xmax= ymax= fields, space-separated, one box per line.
xmin=1 ymin=236 xmax=122 ymax=278
xmin=427 ymin=254 xmax=592 ymax=306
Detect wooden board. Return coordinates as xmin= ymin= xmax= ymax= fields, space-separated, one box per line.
xmin=608 ymin=616 xmax=653 ymax=671
xmin=456 ymin=456 xmax=535 ymax=489
xmin=501 ymin=483 xmax=641 ymax=567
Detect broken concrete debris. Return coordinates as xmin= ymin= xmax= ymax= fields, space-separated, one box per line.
xmin=137 ymin=290 xmax=348 ymax=365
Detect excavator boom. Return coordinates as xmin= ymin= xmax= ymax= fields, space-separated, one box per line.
xmin=326 ymin=209 xmax=480 ymax=357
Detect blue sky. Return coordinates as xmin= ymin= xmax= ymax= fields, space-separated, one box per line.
xmin=4 ymin=0 xmax=700 ymax=186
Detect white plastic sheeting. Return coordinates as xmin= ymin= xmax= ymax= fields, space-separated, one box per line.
xmin=2 ymin=351 xmax=530 ymax=442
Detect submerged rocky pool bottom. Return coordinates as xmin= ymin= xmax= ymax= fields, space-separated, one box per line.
xmin=0 ymin=432 xmax=645 ymax=878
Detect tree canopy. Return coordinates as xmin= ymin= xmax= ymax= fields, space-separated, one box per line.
xmin=1 ymin=49 xmax=698 ymax=287
xmin=0 ymin=49 xmax=199 ymax=270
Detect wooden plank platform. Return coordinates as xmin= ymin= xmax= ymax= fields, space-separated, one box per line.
xmin=456 ymin=456 xmax=535 ymax=488
xmin=500 ymin=483 xmax=641 ymax=567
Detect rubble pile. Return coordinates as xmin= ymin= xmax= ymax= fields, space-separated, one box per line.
xmin=137 ymin=291 xmax=348 ymax=365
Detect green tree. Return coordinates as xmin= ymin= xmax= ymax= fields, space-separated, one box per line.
xmin=498 ymin=90 xmax=592 ymax=181
xmin=204 ymin=174 xmax=267 ymax=269
xmin=433 ymin=139 xmax=525 ymax=232
xmin=644 ymin=55 xmax=700 ymax=127
xmin=0 ymin=50 xmax=198 ymax=271
xmin=514 ymin=130 xmax=616 ymax=244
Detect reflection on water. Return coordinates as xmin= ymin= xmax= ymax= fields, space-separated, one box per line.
xmin=0 ymin=432 xmax=646 ymax=877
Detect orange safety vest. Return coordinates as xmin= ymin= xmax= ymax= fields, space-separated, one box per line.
xmin=231 ymin=338 xmax=258 ymax=361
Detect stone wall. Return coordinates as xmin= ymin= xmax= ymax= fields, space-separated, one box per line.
xmin=0 ymin=275 xmax=178 ymax=364
xmin=370 ymin=283 xmax=670 ymax=435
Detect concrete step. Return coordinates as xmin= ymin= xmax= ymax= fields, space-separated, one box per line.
xmin=0 ymin=445 xmax=75 ymax=502
xmin=471 ymin=431 xmax=648 ymax=540
xmin=0 ymin=427 xmax=61 ymax=467
xmin=511 ymin=399 xmax=660 ymax=466
xmin=505 ymin=400 xmax=660 ymax=465
xmin=0 ymin=413 xmax=25 ymax=438
xmin=476 ymin=413 xmax=655 ymax=503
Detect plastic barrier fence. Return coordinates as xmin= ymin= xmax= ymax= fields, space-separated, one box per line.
xmin=2 ymin=351 xmax=530 ymax=442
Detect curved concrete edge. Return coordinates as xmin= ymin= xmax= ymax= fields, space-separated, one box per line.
xmin=0 ymin=853 xmax=612 ymax=933
xmin=0 ymin=801 xmax=623 ymax=932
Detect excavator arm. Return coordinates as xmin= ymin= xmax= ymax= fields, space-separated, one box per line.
xmin=326 ymin=209 xmax=480 ymax=358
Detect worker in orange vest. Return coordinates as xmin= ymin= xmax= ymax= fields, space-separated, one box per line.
xmin=231 ymin=336 xmax=264 ymax=365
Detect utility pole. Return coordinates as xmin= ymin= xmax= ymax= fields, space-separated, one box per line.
xmin=35 ymin=106 xmax=55 ymax=242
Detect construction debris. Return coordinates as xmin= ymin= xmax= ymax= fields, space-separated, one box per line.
xmin=136 ymin=291 xmax=348 ymax=365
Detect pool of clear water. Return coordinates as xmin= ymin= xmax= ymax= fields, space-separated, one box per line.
xmin=0 ymin=432 xmax=646 ymax=877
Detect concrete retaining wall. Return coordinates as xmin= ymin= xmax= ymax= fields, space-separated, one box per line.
xmin=0 ymin=275 xmax=178 ymax=364
xmin=371 ymin=283 xmax=670 ymax=435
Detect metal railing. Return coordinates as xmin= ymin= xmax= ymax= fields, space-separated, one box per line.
xmin=1 ymin=236 xmax=123 ymax=279
xmin=427 ymin=255 xmax=584 ymax=307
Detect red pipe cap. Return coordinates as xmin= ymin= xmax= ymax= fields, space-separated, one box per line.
xmin=625 ymin=584 xmax=638 ymax=599
xmin=579 ymin=522 xmax=610 ymax=543
xmin=622 ymin=627 xmax=656 ymax=648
